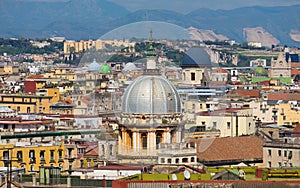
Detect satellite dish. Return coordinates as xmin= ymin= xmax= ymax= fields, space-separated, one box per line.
xmin=172 ymin=174 xmax=177 ymax=180
xmin=184 ymin=170 xmax=190 ymax=180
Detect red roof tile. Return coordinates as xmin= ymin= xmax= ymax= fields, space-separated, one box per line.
xmin=267 ymin=93 xmax=300 ymax=101
xmin=228 ymin=90 xmax=259 ymax=98
xmin=212 ymin=68 xmax=229 ymax=74
xmin=196 ymin=136 xmax=263 ymax=162
xmin=85 ymin=146 xmax=98 ymax=156
xmin=292 ymin=69 xmax=300 ymax=75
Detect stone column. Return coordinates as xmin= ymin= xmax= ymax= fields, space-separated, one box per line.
xmin=148 ymin=131 xmax=156 ymax=154
xmin=176 ymin=127 xmax=182 ymax=143
xmin=164 ymin=129 xmax=171 ymax=144
xmin=136 ymin=132 xmax=140 ymax=153
xmin=132 ymin=130 xmax=137 ymax=153
xmin=118 ymin=134 xmax=122 ymax=155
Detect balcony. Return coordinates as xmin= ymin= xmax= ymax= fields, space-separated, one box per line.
xmin=272 ymin=108 xmax=278 ymax=112
xmin=58 ymin=157 xmax=64 ymax=162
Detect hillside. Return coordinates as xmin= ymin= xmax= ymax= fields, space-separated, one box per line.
xmin=0 ymin=0 xmax=300 ymax=46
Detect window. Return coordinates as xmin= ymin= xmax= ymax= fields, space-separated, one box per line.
xmin=17 ymin=106 xmax=20 ymax=112
xmin=213 ymin=122 xmax=217 ymax=129
xmin=3 ymin=151 xmax=9 ymax=160
xmin=167 ymin=158 xmax=172 ymax=164
xmin=288 ymin=151 xmax=293 ymax=159
xmin=175 ymin=158 xmax=179 ymax=163
xmin=191 ymin=72 xmax=196 ymax=81
xmin=27 ymin=107 xmax=30 ymax=113
xmin=268 ymin=149 xmax=272 ymax=156
xmin=182 ymin=158 xmax=188 ymax=163
xmin=284 ymin=150 xmax=287 ymax=157
xmin=227 ymin=122 xmax=231 ymax=129
xmin=109 ymin=144 xmax=113 ymax=155
xmin=278 ymin=150 xmax=281 ymax=156
xmin=192 ymin=104 xmax=195 ymax=110
xmin=248 ymin=123 xmax=251 ymax=129
xmin=156 ymin=133 xmax=162 ymax=149
xmin=161 ymin=158 xmax=165 ymax=163
xmin=283 ymin=116 xmax=286 ymax=120
xmin=278 ymin=162 xmax=282 ymax=167
xmin=17 ymin=151 xmax=23 ymax=161
xmin=191 ymin=157 xmax=195 ymax=162
xmin=40 ymin=150 xmax=45 ymax=160
xmin=29 ymin=150 xmax=35 ymax=159
xmin=142 ymin=133 xmax=147 ymax=149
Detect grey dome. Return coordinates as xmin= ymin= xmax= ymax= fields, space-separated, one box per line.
xmin=88 ymin=59 xmax=101 ymax=72
xmin=122 ymin=75 xmax=181 ymax=114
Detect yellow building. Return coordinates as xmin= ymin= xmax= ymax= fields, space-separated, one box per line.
xmin=0 ymin=65 xmax=19 ymax=75
xmin=0 ymin=94 xmax=53 ymax=114
xmin=0 ymin=142 xmax=64 ymax=174
xmin=277 ymin=103 xmax=300 ymax=126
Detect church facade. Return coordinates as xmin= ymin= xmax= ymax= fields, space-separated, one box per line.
xmin=269 ymin=53 xmax=291 ymax=78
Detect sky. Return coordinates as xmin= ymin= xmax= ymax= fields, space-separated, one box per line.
xmin=22 ymin=0 xmax=300 ymax=13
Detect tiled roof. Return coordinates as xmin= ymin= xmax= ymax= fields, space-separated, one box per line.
xmin=210 ymin=81 xmax=227 ymax=86
xmin=212 ymin=68 xmax=229 ymax=74
xmin=228 ymin=90 xmax=259 ymax=98
xmin=196 ymin=136 xmax=263 ymax=162
xmin=292 ymin=69 xmax=300 ymax=75
xmin=27 ymin=75 xmax=44 ymax=79
xmin=292 ymin=63 xmax=300 ymax=69
xmin=267 ymin=93 xmax=300 ymax=101
xmin=292 ymin=124 xmax=300 ymax=137
xmin=85 ymin=146 xmax=98 ymax=156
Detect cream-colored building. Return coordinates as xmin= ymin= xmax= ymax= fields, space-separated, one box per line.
xmin=196 ymin=108 xmax=255 ymax=137
xmin=181 ymin=47 xmax=212 ymax=86
xmin=263 ymin=137 xmax=300 ymax=168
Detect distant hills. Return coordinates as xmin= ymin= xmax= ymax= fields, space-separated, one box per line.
xmin=1 ymin=0 xmax=300 ymax=46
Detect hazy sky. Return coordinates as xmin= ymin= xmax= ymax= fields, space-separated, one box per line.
xmin=22 ymin=0 xmax=300 ymax=13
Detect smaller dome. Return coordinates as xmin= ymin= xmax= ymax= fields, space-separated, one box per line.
xmin=181 ymin=47 xmax=212 ymax=68
xmin=88 ymin=59 xmax=101 ymax=72
xmin=100 ymin=61 xmax=111 ymax=74
xmin=254 ymin=66 xmax=268 ymax=76
xmin=123 ymin=62 xmax=138 ymax=72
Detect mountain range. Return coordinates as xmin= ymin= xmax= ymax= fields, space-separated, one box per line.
xmin=1 ymin=0 xmax=300 ymax=46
